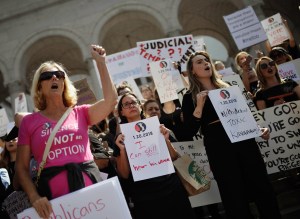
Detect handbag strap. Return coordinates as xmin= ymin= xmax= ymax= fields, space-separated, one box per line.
xmin=36 ymin=107 xmax=73 ymax=183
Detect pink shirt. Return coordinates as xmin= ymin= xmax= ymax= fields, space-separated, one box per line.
xmin=18 ymin=105 xmax=94 ymax=198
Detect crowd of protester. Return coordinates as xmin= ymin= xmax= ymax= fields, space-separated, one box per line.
xmin=1 ymin=20 xmax=300 ymax=219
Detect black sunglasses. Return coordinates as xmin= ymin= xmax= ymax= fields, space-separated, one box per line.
xmin=260 ymin=61 xmax=276 ymax=70
xmin=39 ymin=71 xmax=65 ymax=81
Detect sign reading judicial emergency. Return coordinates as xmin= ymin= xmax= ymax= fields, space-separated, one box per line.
xmin=120 ymin=116 xmax=175 ymax=181
xmin=208 ymin=86 xmax=261 ymax=142
xmin=253 ymin=100 xmax=300 ymax=174
xmin=137 ymin=35 xmax=194 ymax=75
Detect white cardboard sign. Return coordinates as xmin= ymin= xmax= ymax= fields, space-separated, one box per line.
xmin=120 ymin=116 xmax=175 ymax=181
xmin=17 ymin=177 xmax=132 ymax=219
xmin=208 ymin=86 xmax=261 ymax=142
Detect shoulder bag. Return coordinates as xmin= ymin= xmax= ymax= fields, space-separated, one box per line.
xmin=2 ymin=107 xmax=72 ymax=219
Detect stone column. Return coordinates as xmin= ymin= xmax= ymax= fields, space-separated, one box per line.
xmin=86 ymin=58 xmax=103 ymax=100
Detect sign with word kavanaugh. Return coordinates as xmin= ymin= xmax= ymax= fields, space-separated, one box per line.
xmin=253 ymin=101 xmax=300 ymax=174
xmin=208 ymin=86 xmax=261 ymax=142
xmin=120 ymin=116 xmax=175 ymax=181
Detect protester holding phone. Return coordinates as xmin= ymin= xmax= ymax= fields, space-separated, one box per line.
xmin=182 ymin=51 xmax=282 ymax=219
xmin=235 ymin=51 xmax=259 ymax=95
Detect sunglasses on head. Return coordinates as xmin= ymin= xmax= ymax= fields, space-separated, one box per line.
xmin=39 ymin=71 xmax=65 ymax=81
xmin=260 ymin=61 xmax=276 ymax=70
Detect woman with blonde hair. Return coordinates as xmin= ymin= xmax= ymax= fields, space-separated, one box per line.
xmin=182 ymin=51 xmax=281 ymax=219
xmin=255 ymin=56 xmax=300 ymax=109
xmin=16 ymin=45 xmax=117 ymax=218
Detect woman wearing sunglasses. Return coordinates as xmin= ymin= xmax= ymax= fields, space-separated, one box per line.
xmin=255 ymin=56 xmax=300 ymax=110
xmin=114 ymin=93 xmax=196 ymax=219
xmin=16 ymin=45 xmax=117 ymax=218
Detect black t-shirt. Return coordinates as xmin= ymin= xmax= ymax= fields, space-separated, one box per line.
xmin=255 ymin=79 xmax=299 ymax=108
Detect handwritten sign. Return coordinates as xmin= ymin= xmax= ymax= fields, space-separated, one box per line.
xmin=278 ymin=59 xmax=300 ymax=82
xmin=209 ymin=86 xmax=261 ymax=142
xmin=150 ymin=59 xmax=180 ymax=103
xmin=173 ymin=140 xmax=221 ymax=207
xmin=0 ymin=108 xmax=9 ymax=137
xmin=73 ymin=78 xmax=97 ymax=105
xmin=261 ymin=13 xmax=290 ymax=47
xmin=223 ymin=6 xmax=267 ymax=50
xmin=222 ymin=74 xmax=257 ymax=112
xmin=14 ymin=92 xmax=28 ymax=114
xmin=253 ymin=101 xmax=300 ymax=174
xmin=137 ymin=35 xmax=194 ymax=74
xmin=17 ymin=177 xmax=132 ymax=219
xmin=106 ymin=47 xmax=144 ymax=84
xmin=120 ymin=116 xmax=175 ymax=181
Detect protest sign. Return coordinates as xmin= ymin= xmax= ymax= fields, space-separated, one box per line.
xmin=193 ymin=37 xmax=206 ymax=52
xmin=137 ymin=35 xmax=194 ymax=75
xmin=253 ymin=100 xmax=300 ymax=174
xmin=278 ymin=59 xmax=300 ymax=82
xmin=208 ymin=86 xmax=261 ymax=142
xmin=223 ymin=6 xmax=267 ymax=50
xmin=173 ymin=140 xmax=222 ymax=207
xmin=106 ymin=47 xmax=144 ymax=84
xmin=73 ymin=78 xmax=97 ymax=105
xmin=17 ymin=177 xmax=132 ymax=219
xmin=14 ymin=92 xmax=28 ymax=114
xmin=120 ymin=116 xmax=175 ymax=181
xmin=261 ymin=13 xmax=290 ymax=47
xmin=122 ymin=76 xmax=144 ymax=100
xmin=0 ymin=108 xmax=9 ymax=137
xmin=150 ymin=59 xmax=181 ymax=103
xmin=222 ymin=74 xmax=257 ymax=112
xmin=218 ymin=67 xmax=236 ymax=77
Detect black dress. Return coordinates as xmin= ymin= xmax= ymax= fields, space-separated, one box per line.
xmin=182 ymin=91 xmax=281 ymax=219
xmin=255 ymin=79 xmax=299 ymax=108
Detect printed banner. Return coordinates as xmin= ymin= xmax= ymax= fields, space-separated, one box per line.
xmin=261 ymin=13 xmax=290 ymax=47
xmin=253 ymin=101 xmax=300 ymax=174
xmin=173 ymin=140 xmax=222 ymax=207
xmin=18 ymin=177 xmax=132 ymax=219
xmin=208 ymin=86 xmax=261 ymax=142
xmin=106 ymin=47 xmax=144 ymax=84
xmin=150 ymin=59 xmax=180 ymax=103
xmin=120 ymin=116 xmax=175 ymax=181
xmin=223 ymin=6 xmax=267 ymax=50
xmin=137 ymin=35 xmax=194 ymax=75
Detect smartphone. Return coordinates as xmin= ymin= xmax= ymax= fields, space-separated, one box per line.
xmin=245 ymin=55 xmax=253 ymax=65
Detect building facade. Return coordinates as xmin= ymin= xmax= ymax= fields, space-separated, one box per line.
xmin=0 ymin=0 xmax=299 ymax=119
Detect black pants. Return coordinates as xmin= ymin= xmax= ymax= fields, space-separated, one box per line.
xmin=203 ymin=123 xmax=281 ymax=219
